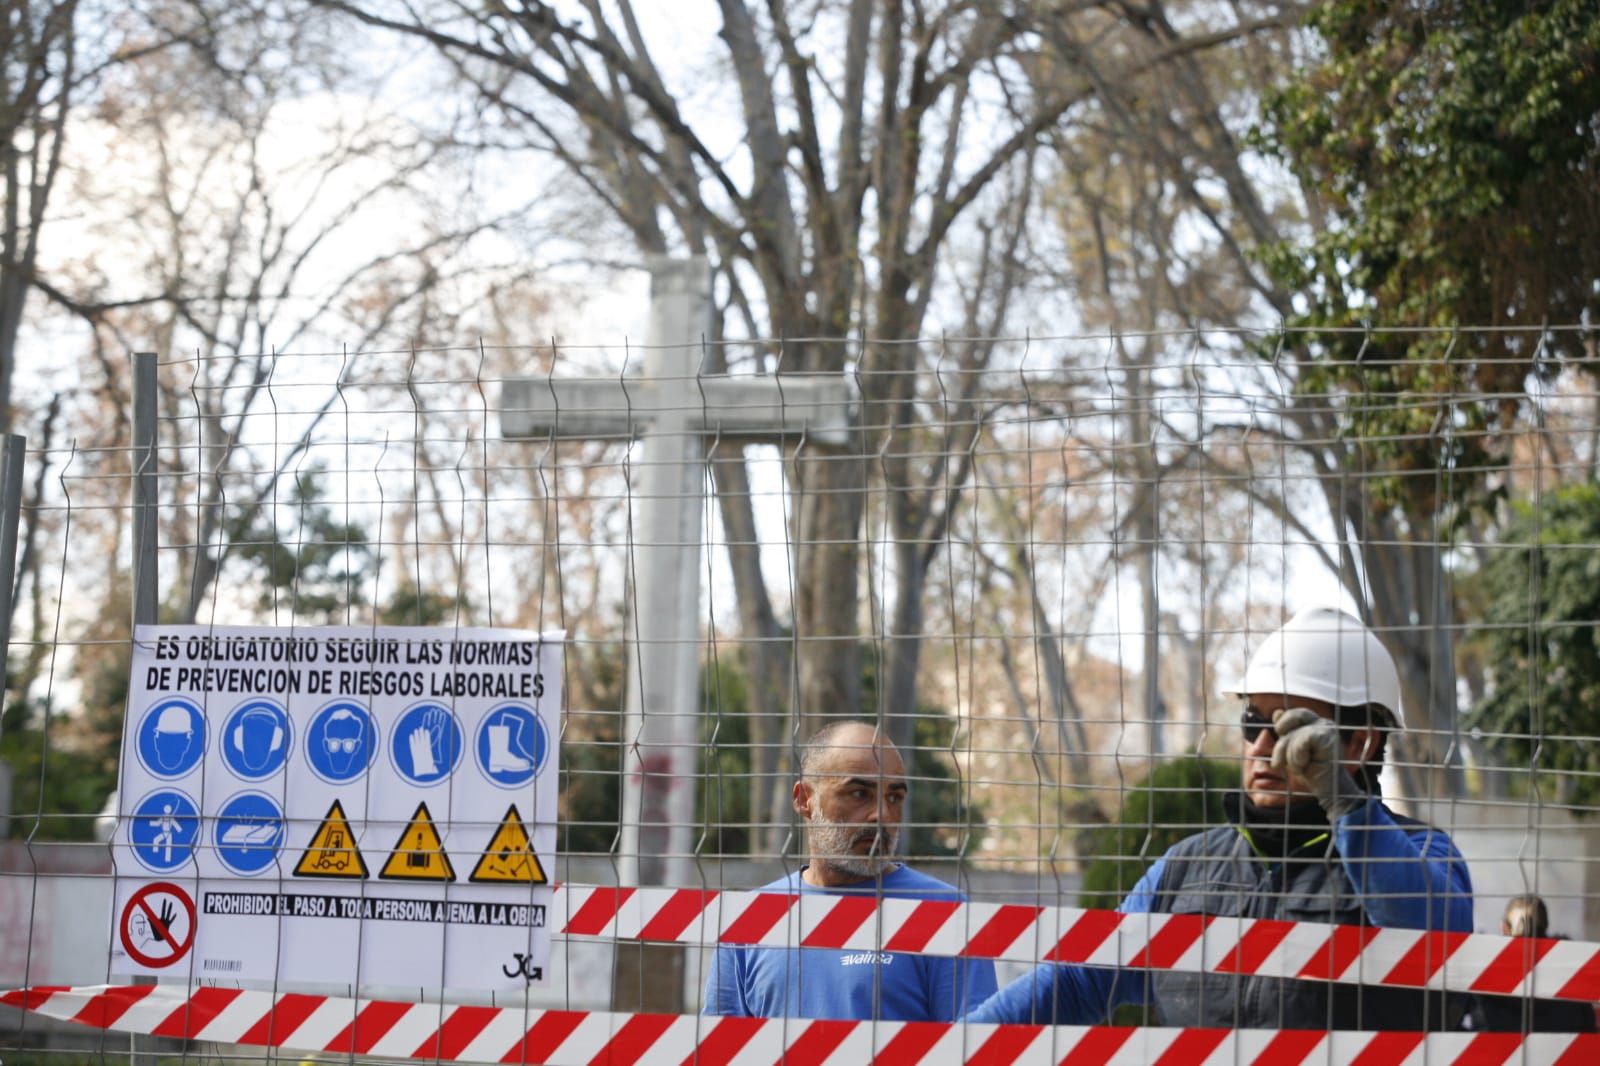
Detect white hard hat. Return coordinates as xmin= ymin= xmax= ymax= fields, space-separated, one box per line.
xmin=156 ymin=703 xmax=193 ymax=734
xmin=1224 ymin=607 xmax=1405 ymax=729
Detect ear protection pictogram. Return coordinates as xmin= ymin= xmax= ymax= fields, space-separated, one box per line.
xmin=234 ymin=710 xmax=284 ymax=753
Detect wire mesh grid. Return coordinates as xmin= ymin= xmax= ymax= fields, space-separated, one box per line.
xmin=4 ymin=323 xmax=1600 ymax=1055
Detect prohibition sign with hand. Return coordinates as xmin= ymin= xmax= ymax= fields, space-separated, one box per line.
xmin=120 ymin=882 xmax=196 ymax=968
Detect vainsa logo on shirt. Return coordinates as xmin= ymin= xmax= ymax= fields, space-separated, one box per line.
xmin=839 ymin=952 xmax=893 ymax=966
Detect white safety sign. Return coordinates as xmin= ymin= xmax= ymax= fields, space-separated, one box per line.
xmin=109 ymin=625 xmax=562 ymax=992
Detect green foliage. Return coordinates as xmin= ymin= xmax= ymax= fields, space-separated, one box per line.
xmin=378 ymin=584 xmax=466 ymax=626
xmin=1078 ymin=756 xmax=1240 ymax=911
xmin=226 ymin=467 xmax=374 ymax=622
xmin=0 ymin=697 xmax=119 ymax=841
xmin=3 ymin=587 xmax=131 ymax=841
xmin=1261 ymin=0 xmax=1600 ymax=515
xmin=1466 ymin=482 xmax=1600 ymax=802
xmin=0 ymin=471 xmax=453 ymax=841
xmin=1269 ymin=0 xmax=1600 ymax=328
xmin=697 ymin=650 xmax=989 ymax=857
xmin=558 ymin=713 xmax=621 ymax=857
xmin=858 ymin=648 xmax=986 ymax=858
xmin=557 ymin=641 xmax=625 ymax=856
xmin=701 ymin=654 xmax=756 ymax=855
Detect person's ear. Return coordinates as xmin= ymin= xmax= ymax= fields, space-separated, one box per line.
xmin=793 ymin=779 xmax=813 ymax=820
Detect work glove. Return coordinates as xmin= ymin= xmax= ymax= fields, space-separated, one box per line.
xmin=1271 ymin=707 xmax=1370 ymax=819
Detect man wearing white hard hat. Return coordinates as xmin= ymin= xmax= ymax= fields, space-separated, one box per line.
xmin=968 ymin=607 xmax=1474 ymax=1030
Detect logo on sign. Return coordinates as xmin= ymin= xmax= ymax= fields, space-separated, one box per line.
xmin=501 ymin=953 xmax=542 ymax=981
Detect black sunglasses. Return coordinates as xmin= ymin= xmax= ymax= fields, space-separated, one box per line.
xmin=1240 ymin=710 xmax=1274 ymax=744
xmin=1241 ymin=707 xmax=1365 ymax=745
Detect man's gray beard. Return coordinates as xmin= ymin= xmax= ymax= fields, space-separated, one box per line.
xmin=808 ymin=811 xmax=897 ymax=878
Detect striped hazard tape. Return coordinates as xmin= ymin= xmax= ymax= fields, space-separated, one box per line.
xmin=4 ymin=985 xmax=1597 ymax=1064
xmin=548 ymin=885 xmax=1600 ymax=1001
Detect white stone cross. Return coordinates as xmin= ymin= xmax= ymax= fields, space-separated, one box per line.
xmin=499 ymin=257 xmax=852 ymax=887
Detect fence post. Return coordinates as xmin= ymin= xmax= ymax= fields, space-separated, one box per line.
xmin=127 ymin=352 xmax=161 ymax=1034
xmin=0 ymin=433 xmax=28 ymax=711
xmin=132 ymin=352 xmax=158 ymax=628
xmin=0 ymin=432 xmax=27 ymax=830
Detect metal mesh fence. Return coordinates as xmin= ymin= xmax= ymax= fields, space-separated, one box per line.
xmin=4 ymin=315 xmax=1600 ymax=1058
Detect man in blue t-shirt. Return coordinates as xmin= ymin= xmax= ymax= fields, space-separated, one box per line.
xmin=702 ymin=720 xmax=996 ymax=1020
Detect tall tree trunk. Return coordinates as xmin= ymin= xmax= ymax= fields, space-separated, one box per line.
xmin=1021 ymin=563 xmax=1092 ymax=782
xmin=769 ymin=449 xmax=864 ymax=856
xmin=1124 ymin=359 xmax=1163 ymax=756
xmin=707 ymin=443 xmax=789 ymax=855
xmin=1137 ymin=498 xmax=1163 ymax=756
xmin=1346 ymin=510 xmax=1464 ymax=800
xmin=6 ymin=396 xmax=61 ymax=707
xmin=790 ymin=452 xmax=865 ymax=738
xmin=882 ymin=534 xmax=925 ymax=754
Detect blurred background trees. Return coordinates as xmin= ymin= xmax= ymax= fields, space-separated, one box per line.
xmin=0 ymin=0 xmax=1597 ymax=858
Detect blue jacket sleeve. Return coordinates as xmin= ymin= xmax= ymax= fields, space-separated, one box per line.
xmin=925 ymin=955 xmax=998 ymax=1021
xmin=1334 ymin=799 xmax=1473 ymax=931
xmin=701 ymin=945 xmax=748 ymax=1016
xmin=925 ymin=886 xmax=998 ymax=1020
xmin=961 ymin=860 xmax=1163 ymax=1024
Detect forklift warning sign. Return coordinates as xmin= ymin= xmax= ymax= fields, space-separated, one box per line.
xmin=294 ymin=800 xmax=368 ymax=878
xmin=109 ymin=624 xmax=562 ymax=992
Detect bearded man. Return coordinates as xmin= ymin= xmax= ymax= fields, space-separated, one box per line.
xmin=701 ymin=720 xmax=997 ymax=1020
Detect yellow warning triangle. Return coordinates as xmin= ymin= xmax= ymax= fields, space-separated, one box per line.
xmin=295 ymin=799 xmax=369 ymax=879
xmin=470 ymin=804 xmax=549 ymax=885
xmin=379 ymin=802 xmax=456 ymax=881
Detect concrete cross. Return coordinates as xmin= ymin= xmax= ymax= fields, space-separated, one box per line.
xmin=500 ymin=257 xmax=852 ymax=887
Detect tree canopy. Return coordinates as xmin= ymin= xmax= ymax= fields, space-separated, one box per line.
xmin=1269 ymin=0 xmax=1600 ymax=342
xmin=1233 ymin=0 xmax=1600 ymax=794
xmin=1262 ymin=0 xmax=1600 ymax=519
xmin=1263 ymin=0 xmax=1600 ymax=509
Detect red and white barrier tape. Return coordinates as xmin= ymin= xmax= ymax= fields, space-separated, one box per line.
xmin=5 ymin=984 xmax=1596 ymax=1065
xmin=548 ymin=885 xmax=1599 ymax=1001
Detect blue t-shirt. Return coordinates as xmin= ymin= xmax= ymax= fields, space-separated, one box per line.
xmin=702 ymin=865 xmax=998 ymax=1020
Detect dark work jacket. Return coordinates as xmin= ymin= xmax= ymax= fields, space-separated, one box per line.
xmin=1145 ymin=795 xmax=1466 ymax=1031
xmin=965 ymin=793 xmax=1475 ymax=1029
xmin=1470 ymin=972 xmax=1597 ymax=1033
